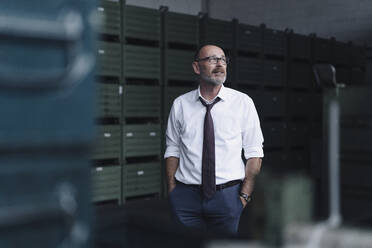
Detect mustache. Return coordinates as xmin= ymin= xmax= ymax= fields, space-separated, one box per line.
xmin=212 ymin=69 xmax=225 ymax=73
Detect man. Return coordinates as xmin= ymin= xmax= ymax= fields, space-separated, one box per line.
xmin=164 ymin=44 xmax=264 ymax=234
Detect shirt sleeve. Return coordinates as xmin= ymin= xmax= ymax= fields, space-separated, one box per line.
xmin=242 ymin=97 xmax=264 ymax=160
xmin=164 ymin=100 xmax=181 ymax=158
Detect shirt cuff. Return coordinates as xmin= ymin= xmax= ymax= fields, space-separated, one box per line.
xmin=164 ymin=146 xmax=180 ymax=159
xmin=243 ymin=146 xmax=264 ymax=160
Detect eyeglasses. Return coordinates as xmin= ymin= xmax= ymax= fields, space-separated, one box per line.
xmin=195 ymin=56 xmax=229 ymax=65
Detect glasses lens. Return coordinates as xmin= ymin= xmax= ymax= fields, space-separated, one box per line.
xmin=208 ymin=56 xmax=228 ymax=64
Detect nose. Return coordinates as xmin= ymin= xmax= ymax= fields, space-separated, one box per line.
xmin=216 ymin=58 xmax=224 ymax=66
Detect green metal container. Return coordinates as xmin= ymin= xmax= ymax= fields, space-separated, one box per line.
xmin=261 ymin=90 xmax=286 ymax=117
xmin=351 ymin=67 xmax=364 ymax=84
xmin=166 ymin=49 xmax=195 ymax=82
xmin=288 ymin=63 xmax=313 ymax=89
xmin=237 ymin=57 xmax=262 ymax=85
xmin=125 ymin=5 xmax=160 ymax=41
xmin=96 ymin=41 xmax=121 ymax=77
xmin=263 ymin=60 xmax=286 ymax=87
xmin=91 ymin=165 xmax=121 ymax=202
xmin=288 ymin=122 xmax=310 ymax=147
xmin=289 ymin=33 xmax=311 ymax=60
xmin=124 ymin=162 xmax=161 ymax=197
xmin=237 ymin=23 xmax=262 ymax=53
xmin=96 ymin=83 xmax=121 ymax=119
xmin=123 ymin=124 xmax=161 ymax=158
xmin=123 ymin=85 xmax=161 ymax=118
xmin=124 ymin=45 xmax=161 ymax=80
xmin=262 ymin=121 xmax=286 ymax=148
xmin=351 ymin=45 xmax=366 ymax=67
xmin=288 ymin=91 xmax=311 ymax=117
xmin=333 ymin=41 xmax=351 ymax=65
xmin=263 ymin=28 xmax=287 ymax=56
xmin=96 ymin=0 xmax=121 ymax=36
xmin=166 ymin=12 xmax=198 ymax=45
xmin=92 ymin=125 xmax=121 ymax=160
xmin=202 ymin=18 xmax=234 ymax=49
xmin=313 ymin=37 xmax=333 ymax=62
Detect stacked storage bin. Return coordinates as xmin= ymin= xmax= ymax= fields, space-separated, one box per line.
xmin=0 ymin=2 xmax=96 ymax=246
xmin=311 ymin=36 xmax=367 ymax=219
xmin=332 ymin=39 xmax=351 ymax=85
xmin=162 ymin=9 xmax=200 ymax=193
xmin=122 ymin=5 xmax=162 ymax=200
xmin=92 ymin=0 xmax=123 ymax=204
xmin=234 ymin=22 xmax=266 ymax=239
xmin=337 ymin=88 xmax=372 ymax=223
xmin=350 ymin=43 xmax=366 ymax=85
xmin=261 ymin=26 xmax=288 ymax=171
xmin=162 ymin=9 xmax=199 ymax=122
xmin=287 ymin=32 xmax=314 ymax=173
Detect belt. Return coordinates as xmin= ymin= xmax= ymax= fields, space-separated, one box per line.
xmin=176 ymin=179 xmax=242 ymax=190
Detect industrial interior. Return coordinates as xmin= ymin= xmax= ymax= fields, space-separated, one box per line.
xmin=2 ymin=0 xmax=372 ymax=247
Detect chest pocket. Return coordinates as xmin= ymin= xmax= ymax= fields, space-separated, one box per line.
xmin=214 ymin=112 xmax=241 ymax=140
xmin=179 ymin=111 xmax=204 ymax=140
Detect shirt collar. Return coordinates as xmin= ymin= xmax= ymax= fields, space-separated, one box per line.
xmin=196 ymin=84 xmax=227 ymax=103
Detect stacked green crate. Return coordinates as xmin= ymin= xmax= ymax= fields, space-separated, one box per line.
xmin=93 ymin=0 xmax=123 ymax=204
xmin=236 ymin=22 xmax=263 ymax=90
xmin=162 ymin=10 xmax=199 ymax=129
xmin=163 ymin=46 xmax=196 ymax=122
xmin=96 ymin=41 xmax=122 ymax=78
xmin=91 ymin=165 xmax=122 ymax=202
xmin=92 ymin=125 xmax=121 ymax=160
xmin=260 ymin=26 xmax=289 ymax=171
xmin=123 ymin=85 xmax=161 ymax=117
xmin=286 ymin=32 xmax=313 ymax=172
xmin=163 ymin=9 xmax=199 ymax=109
xmin=91 ymin=125 xmax=122 ymax=203
xmin=312 ymin=35 xmax=334 ymax=63
xmin=122 ymin=123 xmax=162 ymax=198
xmin=162 ymin=10 xmax=200 ymax=195
xmin=97 ymin=0 xmax=122 ymax=38
xmin=125 ymin=162 xmax=162 ymax=197
xmin=123 ymin=125 xmax=161 ymax=157
xmin=122 ymin=5 xmax=162 ymax=200
xmin=322 ymin=88 xmax=372 ymax=222
xmin=350 ymin=43 xmax=366 ymax=85
xmin=96 ymin=81 xmax=122 ymax=120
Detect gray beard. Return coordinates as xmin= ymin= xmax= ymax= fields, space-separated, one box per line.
xmin=200 ymin=73 xmax=226 ymax=85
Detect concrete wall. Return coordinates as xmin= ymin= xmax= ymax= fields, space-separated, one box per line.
xmin=125 ymin=0 xmax=201 ymax=15
xmin=208 ymin=0 xmax=372 ymax=45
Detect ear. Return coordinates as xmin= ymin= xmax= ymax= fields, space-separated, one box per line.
xmin=192 ymin=61 xmax=200 ymax=75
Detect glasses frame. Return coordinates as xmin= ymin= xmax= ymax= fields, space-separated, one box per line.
xmin=195 ymin=56 xmax=230 ymax=65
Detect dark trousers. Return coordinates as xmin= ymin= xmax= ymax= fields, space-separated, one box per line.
xmin=168 ymin=182 xmax=244 ymax=234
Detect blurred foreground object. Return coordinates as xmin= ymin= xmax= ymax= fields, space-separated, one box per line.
xmin=313 ymin=64 xmax=344 ymax=227
xmin=0 ymin=1 xmax=96 ymax=247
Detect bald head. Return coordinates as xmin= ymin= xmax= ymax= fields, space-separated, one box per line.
xmin=194 ymin=45 xmax=225 ymax=61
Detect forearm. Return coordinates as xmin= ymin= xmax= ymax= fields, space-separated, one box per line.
xmin=165 ymin=156 xmax=179 ymax=191
xmin=241 ymin=157 xmax=262 ymax=195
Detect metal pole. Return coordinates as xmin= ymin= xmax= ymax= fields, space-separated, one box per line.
xmin=328 ymin=95 xmax=342 ymax=227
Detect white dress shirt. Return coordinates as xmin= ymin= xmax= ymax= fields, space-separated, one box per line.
xmin=164 ymin=84 xmax=264 ymax=185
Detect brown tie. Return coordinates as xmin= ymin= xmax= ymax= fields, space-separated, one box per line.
xmin=199 ymin=97 xmax=220 ymax=199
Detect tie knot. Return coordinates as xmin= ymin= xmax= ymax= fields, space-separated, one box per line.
xmin=199 ymin=97 xmax=220 ymax=111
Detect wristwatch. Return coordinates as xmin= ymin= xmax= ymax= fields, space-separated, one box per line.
xmin=239 ymin=192 xmax=252 ymax=203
